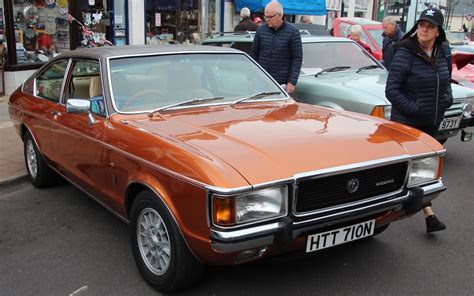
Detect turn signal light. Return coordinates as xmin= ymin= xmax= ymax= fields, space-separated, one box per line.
xmin=437 ymin=157 xmax=444 ymax=179
xmin=213 ymin=196 xmax=235 ymax=226
xmin=370 ymin=106 xmax=385 ymax=118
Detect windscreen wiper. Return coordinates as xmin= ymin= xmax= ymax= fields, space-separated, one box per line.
xmin=231 ymin=91 xmax=282 ymax=106
xmin=356 ymin=64 xmax=382 ymax=73
xmin=148 ymin=96 xmax=225 ymax=117
xmin=314 ymin=66 xmax=351 ymax=77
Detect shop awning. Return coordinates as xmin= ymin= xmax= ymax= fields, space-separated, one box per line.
xmin=235 ymin=0 xmax=326 ymax=16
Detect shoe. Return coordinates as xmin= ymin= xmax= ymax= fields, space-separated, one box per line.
xmin=425 ymin=215 xmax=446 ymax=233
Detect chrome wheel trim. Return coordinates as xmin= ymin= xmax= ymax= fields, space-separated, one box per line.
xmin=137 ymin=208 xmax=172 ymax=275
xmin=26 ymin=140 xmax=38 ymax=179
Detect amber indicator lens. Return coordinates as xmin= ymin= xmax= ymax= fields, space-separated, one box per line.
xmin=213 ymin=196 xmax=236 ymax=225
xmin=370 ymin=106 xmax=385 ymax=118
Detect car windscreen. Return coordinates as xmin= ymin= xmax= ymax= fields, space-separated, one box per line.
xmin=301 ymin=42 xmax=378 ymax=75
xmin=109 ymin=53 xmax=286 ymax=112
xmin=446 ymin=32 xmax=466 ymax=45
xmin=367 ymin=29 xmax=383 ymax=49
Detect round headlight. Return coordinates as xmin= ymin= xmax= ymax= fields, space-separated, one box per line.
xmin=462 ymin=103 xmax=472 ymax=118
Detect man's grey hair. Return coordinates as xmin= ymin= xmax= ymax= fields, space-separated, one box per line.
xmin=240 ymin=7 xmax=251 ymax=18
xmin=350 ymin=24 xmax=363 ymax=35
xmin=382 ymin=16 xmax=397 ymax=26
xmin=265 ymin=1 xmax=284 ymax=15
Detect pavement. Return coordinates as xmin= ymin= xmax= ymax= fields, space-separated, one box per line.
xmin=0 ymin=95 xmax=27 ymax=188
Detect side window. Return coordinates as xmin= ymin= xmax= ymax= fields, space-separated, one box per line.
xmin=23 ymin=77 xmax=35 ymax=95
xmin=35 ymin=59 xmax=68 ymax=102
xmin=66 ymin=60 xmax=105 ymax=116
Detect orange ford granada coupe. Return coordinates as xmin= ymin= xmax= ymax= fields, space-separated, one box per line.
xmin=9 ymin=46 xmax=446 ymax=292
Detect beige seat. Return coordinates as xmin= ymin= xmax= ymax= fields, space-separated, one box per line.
xmin=89 ymin=76 xmax=102 ymax=98
xmin=168 ymin=63 xmax=212 ymax=100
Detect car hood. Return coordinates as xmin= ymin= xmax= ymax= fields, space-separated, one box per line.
xmin=128 ymin=102 xmax=439 ymax=186
xmin=299 ymin=70 xmax=390 ymax=103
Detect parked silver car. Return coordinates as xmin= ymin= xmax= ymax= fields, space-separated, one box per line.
xmin=203 ymin=34 xmax=474 ymax=143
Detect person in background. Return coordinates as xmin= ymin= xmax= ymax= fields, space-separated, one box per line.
xmin=251 ymin=1 xmax=302 ymax=94
xmin=381 ymin=16 xmax=404 ymax=69
xmin=234 ymin=7 xmax=258 ymax=32
xmin=300 ymin=15 xmax=312 ymax=24
xmin=385 ymin=8 xmax=451 ymax=234
xmin=348 ymin=25 xmax=373 ymax=55
xmin=254 ymin=17 xmax=263 ymax=26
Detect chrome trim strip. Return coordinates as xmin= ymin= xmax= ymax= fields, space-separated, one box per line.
xmin=205 ymin=178 xmax=292 ymax=194
xmin=47 ymin=162 xmax=129 ymax=224
xmin=102 ymin=141 xmax=208 ymax=188
xmin=211 ymin=236 xmax=273 ymax=253
xmin=293 ymin=155 xmax=412 ymax=180
xmin=210 ymin=222 xmax=280 ymax=241
xmin=420 ymin=180 xmax=445 ymax=195
xmin=293 ymin=193 xmax=410 ymax=227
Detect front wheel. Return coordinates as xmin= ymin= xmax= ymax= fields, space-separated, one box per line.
xmin=130 ymin=191 xmax=204 ymax=292
xmin=23 ymin=131 xmax=58 ymax=188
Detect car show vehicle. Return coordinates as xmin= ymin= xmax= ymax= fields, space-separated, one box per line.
xmin=332 ymin=17 xmax=384 ymax=60
xmin=446 ymin=31 xmax=474 ymax=54
xmin=202 ymin=34 xmax=473 ymax=144
xmin=9 ymin=45 xmax=448 ymax=292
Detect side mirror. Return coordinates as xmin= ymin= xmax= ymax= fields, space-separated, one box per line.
xmin=66 ymin=99 xmax=91 ymax=114
xmin=66 ymin=99 xmax=96 ymax=125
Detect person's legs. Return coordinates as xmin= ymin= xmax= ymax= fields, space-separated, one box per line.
xmin=423 ymin=206 xmax=446 ymax=233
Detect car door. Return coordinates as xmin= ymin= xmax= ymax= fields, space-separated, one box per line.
xmin=49 ymin=59 xmax=109 ymax=201
xmin=28 ymin=59 xmax=70 ymax=162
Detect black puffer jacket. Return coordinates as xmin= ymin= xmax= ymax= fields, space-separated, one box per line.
xmin=251 ymin=21 xmax=302 ymax=85
xmin=385 ymin=36 xmax=452 ymax=129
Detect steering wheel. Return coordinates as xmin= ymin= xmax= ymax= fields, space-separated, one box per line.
xmin=122 ymin=89 xmax=167 ymax=110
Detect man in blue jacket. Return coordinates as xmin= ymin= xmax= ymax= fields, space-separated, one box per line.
xmin=251 ymin=1 xmax=302 ymax=94
xmin=381 ymin=16 xmax=404 ymax=69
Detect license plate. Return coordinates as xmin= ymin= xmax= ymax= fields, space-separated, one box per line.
xmin=306 ymin=220 xmax=375 ymax=253
xmin=439 ymin=117 xmax=461 ymax=131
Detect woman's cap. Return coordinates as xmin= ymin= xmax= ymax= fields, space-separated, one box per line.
xmin=418 ymin=8 xmax=444 ymax=27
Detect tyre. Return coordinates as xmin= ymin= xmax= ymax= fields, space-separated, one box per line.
xmin=130 ymin=191 xmax=204 ymax=292
xmin=23 ymin=131 xmax=57 ymax=188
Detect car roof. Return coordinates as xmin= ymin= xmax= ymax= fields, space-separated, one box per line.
xmin=57 ymin=44 xmax=241 ymax=59
xmin=337 ymin=17 xmax=381 ymax=26
xmin=203 ymin=34 xmax=351 ymax=43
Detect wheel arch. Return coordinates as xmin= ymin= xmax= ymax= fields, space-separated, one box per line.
xmin=124 ymin=181 xmax=204 ymax=263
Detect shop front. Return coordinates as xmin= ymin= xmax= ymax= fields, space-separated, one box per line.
xmin=1 ymin=0 xmax=128 ymax=95
xmin=145 ymin=0 xmax=221 ymax=44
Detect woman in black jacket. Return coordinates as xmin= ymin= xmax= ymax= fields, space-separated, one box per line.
xmin=385 ymin=8 xmax=451 ymax=233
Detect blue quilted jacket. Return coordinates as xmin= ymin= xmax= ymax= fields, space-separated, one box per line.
xmin=251 ymin=21 xmax=302 ymax=85
xmin=385 ymin=36 xmax=453 ymax=129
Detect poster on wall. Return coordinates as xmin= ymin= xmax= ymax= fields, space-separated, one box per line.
xmin=155 ymin=13 xmax=161 ymax=27
xmin=45 ymin=11 xmax=56 ymax=34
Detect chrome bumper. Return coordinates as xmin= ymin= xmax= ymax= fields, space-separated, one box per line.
xmin=210 ymin=180 xmax=445 ymax=253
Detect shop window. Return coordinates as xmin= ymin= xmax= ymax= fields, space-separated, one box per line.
xmin=146 ymin=0 xmax=200 ymax=44
xmin=10 ymin=1 xmax=70 ymax=65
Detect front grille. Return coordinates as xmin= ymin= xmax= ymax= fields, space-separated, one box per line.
xmin=295 ymin=162 xmax=408 ymax=213
xmin=444 ymin=100 xmax=464 ymax=117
